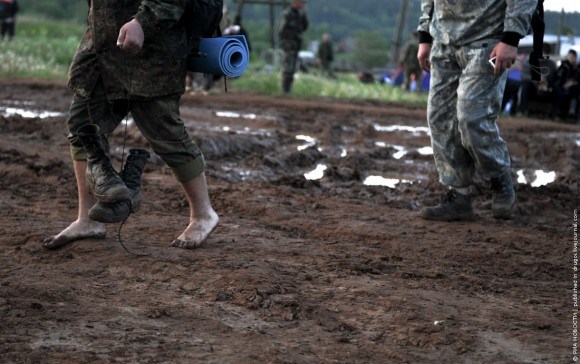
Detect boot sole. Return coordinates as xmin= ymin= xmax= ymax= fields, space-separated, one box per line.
xmin=89 ymin=200 xmax=141 ymax=223
xmin=91 ymin=187 xmax=132 ymax=203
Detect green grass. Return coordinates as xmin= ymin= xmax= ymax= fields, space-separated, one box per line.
xmin=232 ymin=71 xmax=428 ymax=106
xmin=0 ymin=17 xmax=84 ymax=79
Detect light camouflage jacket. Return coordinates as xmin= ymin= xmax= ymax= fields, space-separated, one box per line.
xmin=417 ymin=0 xmax=537 ymax=46
xmin=69 ymin=0 xmax=189 ymax=99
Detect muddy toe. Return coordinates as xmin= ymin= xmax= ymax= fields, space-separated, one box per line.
xmin=171 ymin=238 xmax=202 ymax=249
xmin=43 ymin=232 xmax=106 ymax=250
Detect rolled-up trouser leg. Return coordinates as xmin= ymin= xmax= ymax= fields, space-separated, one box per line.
xmin=129 ymin=95 xmax=205 ymax=183
xmin=67 ymin=79 xmax=128 ymax=161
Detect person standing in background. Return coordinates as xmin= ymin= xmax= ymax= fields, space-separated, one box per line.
xmin=0 ymin=0 xmax=19 ymax=41
xmin=317 ymin=32 xmax=335 ymax=78
xmin=279 ymin=0 xmax=308 ymax=94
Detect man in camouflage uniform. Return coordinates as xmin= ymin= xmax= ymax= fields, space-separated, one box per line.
xmin=44 ymin=0 xmax=219 ymax=249
xmin=417 ymin=0 xmax=537 ymax=221
xmin=279 ymin=0 xmax=308 ymax=94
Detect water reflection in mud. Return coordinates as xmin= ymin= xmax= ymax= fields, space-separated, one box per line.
xmin=363 ymin=176 xmax=413 ymax=188
xmin=304 ymin=164 xmax=327 ymax=180
xmin=215 ymin=110 xmax=277 ymax=121
xmin=417 ymin=146 xmax=433 ymax=155
xmin=207 ymin=125 xmax=273 ymax=137
xmin=516 ymin=169 xmax=557 ymax=187
xmin=375 ymin=142 xmax=433 ymax=159
xmin=1 ymin=106 xmax=63 ymax=119
xmin=373 ymin=124 xmax=430 ymax=135
xmin=296 ymin=135 xmax=317 ymax=151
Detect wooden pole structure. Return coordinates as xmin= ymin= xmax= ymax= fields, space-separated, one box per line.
xmin=234 ymin=0 xmax=290 ymax=48
xmin=391 ymin=0 xmax=409 ymax=66
xmin=269 ymin=2 xmax=276 ymax=48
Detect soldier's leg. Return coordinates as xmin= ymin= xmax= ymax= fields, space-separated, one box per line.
xmin=44 ymin=81 xmax=127 ymax=249
xmin=428 ymin=42 xmax=475 ymax=187
xmin=456 ymin=40 xmax=515 ymax=218
xmin=130 ymin=97 xmax=218 ymax=249
xmin=420 ymin=42 xmax=477 ymax=221
xmin=282 ymin=48 xmax=298 ymax=93
xmin=0 ymin=21 xmax=6 ymax=40
xmin=7 ymin=20 xmax=14 ymax=39
xmin=456 ymin=40 xmax=510 ymax=181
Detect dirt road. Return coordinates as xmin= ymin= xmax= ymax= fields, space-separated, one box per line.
xmin=0 ymin=79 xmax=578 ymax=363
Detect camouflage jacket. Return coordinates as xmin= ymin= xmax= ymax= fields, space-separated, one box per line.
xmin=69 ymin=0 xmax=189 ymax=100
xmin=417 ymin=0 xmax=536 ymax=47
xmin=279 ymin=8 xmax=308 ymax=45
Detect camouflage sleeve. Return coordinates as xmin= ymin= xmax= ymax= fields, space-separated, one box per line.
xmin=278 ymin=9 xmax=290 ymax=37
xmin=135 ymin=0 xmax=188 ymax=38
xmin=417 ymin=0 xmax=434 ymax=43
xmin=504 ymin=0 xmax=536 ymax=37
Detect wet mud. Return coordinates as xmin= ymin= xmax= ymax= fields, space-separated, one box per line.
xmin=0 ymin=78 xmax=578 ymax=363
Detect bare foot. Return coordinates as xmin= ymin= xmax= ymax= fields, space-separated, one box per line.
xmin=171 ymin=211 xmax=219 ymax=249
xmin=43 ymin=219 xmax=106 ymax=249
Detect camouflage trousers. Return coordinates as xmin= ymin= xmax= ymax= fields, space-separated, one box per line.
xmin=67 ymin=79 xmax=205 ymax=183
xmin=427 ymin=39 xmax=510 ymax=187
xmin=281 ymin=40 xmax=300 ymax=93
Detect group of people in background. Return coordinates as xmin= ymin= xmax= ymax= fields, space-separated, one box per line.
xmin=0 ymin=0 xmax=18 ymax=41
xmin=396 ymin=32 xmax=579 ymax=124
xmin=500 ymin=48 xmax=580 ymax=122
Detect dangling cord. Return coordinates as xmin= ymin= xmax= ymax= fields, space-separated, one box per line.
xmin=115 ymin=69 xmax=150 ymax=257
xmin=529 ymin=64 xmax=551 ymax=78
xmin=224 ymin=76 xmax=228 ymax=93
xmin=117 ymin=199 xmax=150 ymax=257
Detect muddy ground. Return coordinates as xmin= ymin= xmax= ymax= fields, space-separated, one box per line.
xmin=0 ymin=78 xmax=578 ymax=363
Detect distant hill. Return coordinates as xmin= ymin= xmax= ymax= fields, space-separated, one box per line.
xmin=16 ymin=0 xmax=580 ymax=52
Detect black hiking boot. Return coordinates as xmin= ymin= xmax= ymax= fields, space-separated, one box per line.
xmin=420 ymin=189 xmax=476 ymax=221
xmin=89 ymin=148 xmax=150 ymax=223
xmin=490 ymin=172 xmax=516 ymax=219
xmin=77 ymin=124 xmax=131 ymax=203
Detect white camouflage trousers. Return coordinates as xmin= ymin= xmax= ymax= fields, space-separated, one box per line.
xmin=427 ymin=39 xmax=511 ymax=187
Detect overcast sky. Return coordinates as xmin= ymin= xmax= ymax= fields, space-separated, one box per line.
xmin=544 ymin=0 xmax=580 ymax=13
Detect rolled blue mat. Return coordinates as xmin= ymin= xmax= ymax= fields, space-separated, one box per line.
xmin=187 ymin=35 xmax=250 ymax=78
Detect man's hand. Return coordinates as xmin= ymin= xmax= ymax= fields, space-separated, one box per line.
xmin=489 ymin=42 xmax=517 ymax=77
xmin=117 ymin=19 xmax=144 ymax=55
xmin=417 ymin=43 xmax=432 ymax=73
